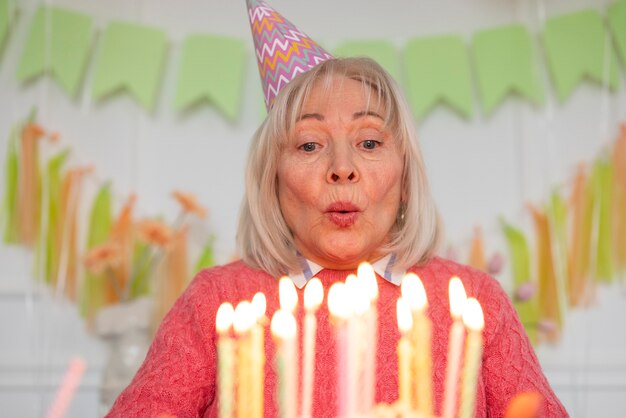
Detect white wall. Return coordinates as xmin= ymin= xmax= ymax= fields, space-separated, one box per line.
xmin=1 ymin=0 xmax=625 ymax=417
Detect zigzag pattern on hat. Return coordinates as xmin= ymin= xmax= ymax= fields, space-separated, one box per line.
xmin=246 ymin=0 xmax=332 ymax=109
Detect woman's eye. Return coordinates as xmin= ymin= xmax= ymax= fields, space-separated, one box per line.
xmin=361 ymin=139 xmax=380 ymax=150
xmin=300 ymin=142 xmax=318 ymax=152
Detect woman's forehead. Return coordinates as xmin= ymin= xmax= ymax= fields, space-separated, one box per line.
xmin=299 ymin=76 xmax=386 ymax=116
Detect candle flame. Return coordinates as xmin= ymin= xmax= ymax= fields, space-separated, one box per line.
xmin=328 ymin=282 xmax=350 ymax=319
xmin=270 ymin=309 xmax=297 ymax=339
xmin=462 ymin=298 xmax=484 ymax=331
xmin=401 ymin=272 xmax=428 ymax=311
xmin=357 ymin=261 xmax=379 ymax=301
xmin=449 ymin=276 xmax=467 ymax=320
xmin=346 ymin=273 xmax=369 ymax=315
xmin=233 ymin=301 xmax=255 ymax=334
xmin=279 ymin=276 xmax=298 ymax=312
xmin=216 ymin=302 xmax=234 ymax=334
xmin=304 ymin=278 xmax=324 ymax=312
xmin=251 ymin=292 xmax=267 ymax=320
xmin=396 ymin=297 xmax=413 ymax=334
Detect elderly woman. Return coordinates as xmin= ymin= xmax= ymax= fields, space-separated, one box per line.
xmin=106 ymin=56 xmax=567 ymax=417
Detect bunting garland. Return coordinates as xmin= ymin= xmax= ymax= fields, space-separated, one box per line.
xmin=4 ymin=2 xmax=626 ymax=119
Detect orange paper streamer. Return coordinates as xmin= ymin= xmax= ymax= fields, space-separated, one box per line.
xmin=504 ymin=392 xmax=542 ymax=418
xmin=528 ymin=204 xmax=562 ymax=343
xmin=16 ymin=123 xmax=44 ymax=246
xmin=567 ymin=165 xmax=595 ymax=306
xmin=468 ymin=226 xmax=487 ymax=272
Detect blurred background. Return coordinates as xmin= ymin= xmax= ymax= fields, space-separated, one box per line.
xmin=0 ymin=0 xmax=625 ymax=416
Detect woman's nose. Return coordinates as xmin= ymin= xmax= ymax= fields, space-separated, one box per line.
xmin=327 ymin=146 xmax=359 ymax=183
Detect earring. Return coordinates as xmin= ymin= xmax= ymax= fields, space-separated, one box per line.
xmin=397 ymin=203 xmax=406 ymax=224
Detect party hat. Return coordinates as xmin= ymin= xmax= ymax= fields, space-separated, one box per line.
xmin=246 ymin=0 xmax=333 ymax=109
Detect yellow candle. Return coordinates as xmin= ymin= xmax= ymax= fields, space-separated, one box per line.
xmin=251 ymin=293 xmax=267 ymax=418
xmin=301 ymin=278 xmax=323 ymax=418
xmin=234 ymin=301 xmax=255 ymax=418
xmin=358 ymin=262 xmax=379 ymax=413
xmin=271 ymin=309 xmax=297 ymax=418
xmin=396 ymin=297 xmax=413 ymax=408
xmin=216 ymin=303 xmax=235 ymax=418
xmin=442 ymin=277 xmax=467 ymax=418
xmin=401 ymin=272 xmax=432 ymax=416
xmin=459 ymin=298 xmax=484 ymax=418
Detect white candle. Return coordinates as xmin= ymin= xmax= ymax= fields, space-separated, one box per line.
xmin=401 ymin=272 xmax=432 ymax=415
xmin=251 ymin=293 xmax=267 ymax=418
xmin=216 ymin=303 xmax=235 ymax=418
xmin=459 ymin=298 xmax=484 ymax=418
xmin=301 ymin=278 xmax=323 ymax=418
xmin=442 ymin=277 xmax=468 ymax=418
xmin=234 ymin=301 xmax=256 ymax=418
xmin=328 ymin=282 xmax=351 ymax=418
xmin=271 ymin=309 xmax=298 ymax=418
xmin=396 ymin=297 xmax=413 ymax=408
xmin=358 ymin=262 xmax=379 ymax=413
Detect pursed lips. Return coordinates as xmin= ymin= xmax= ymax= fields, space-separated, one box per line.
xmin=325 ymin=201 xmax=361 ymax=227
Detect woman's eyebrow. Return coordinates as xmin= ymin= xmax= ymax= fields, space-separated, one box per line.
xmin=353 ymin=110 xmax=384 ymax=120
xmin=297 ymin=113 xmax=324 ymax=122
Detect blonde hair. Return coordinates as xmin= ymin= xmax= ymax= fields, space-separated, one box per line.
xmin=237 ymin=57 xmax=443 ymax=276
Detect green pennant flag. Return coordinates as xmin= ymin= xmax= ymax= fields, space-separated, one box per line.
xmin=593 ymin=158 xmax=614 ymax=282
xmin=0 ymin=0 xmax=15 ymax=56
xmin=1 ymin=125 xmax=19 ymax=243
xmin=16 ymin=6 xmax=93 ymax=97
xmin=334 ymin=40 xmax=400 ymax=80
xmin=175 ymin=35 xmax=246 ymax=121
xmin=608 ymin=0 xmax=626 ymax=68
xmin=500 ymin=218 xmax=539 ymax=344
xmin=404 ymin=35 xmax=473 ymax=119
xmin=92 ymin=21 xmax=167 ymax=111
xmin=543 ymin=10 xmax=620 ymax=102
xmin=472 ymin=25 xmax=544 ymax=114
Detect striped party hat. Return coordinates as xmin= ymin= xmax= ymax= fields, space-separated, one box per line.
xmin=246 ymin=0 xmax=333 ymax=109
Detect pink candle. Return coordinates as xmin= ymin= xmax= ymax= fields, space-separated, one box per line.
xmin=328 ymin=282 xmax=351 ymax=418
xmin=460 ymin=298 xmax=485 ymax=418
xmin=251 ymin=293 xmax=267 ymax=418
xmin=216 ymin=303 xmax=235 ymax=418
xmin=301 ymin=278 xmax=323 ymax=418
xmin=271 ymin=309 xmax=297 ymax=418
xmin=442 ymin=277 xmax=468 ymax=418
xmin=358 ymin=262 xmax=379 ymax=413
xmin=396 ymin=297 xmax=413 ymax=408
xmin=45 ymin=357 xmax=86 ymax=418
xmin=234 ymin=301 xmax=255 ymax=418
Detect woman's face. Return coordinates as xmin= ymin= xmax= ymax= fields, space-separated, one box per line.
xmin=277 ymin=76 xmax=404 ymax=270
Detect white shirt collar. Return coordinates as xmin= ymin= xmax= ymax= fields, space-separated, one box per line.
xmin=289 ymin=253 xmax=407 ymax=289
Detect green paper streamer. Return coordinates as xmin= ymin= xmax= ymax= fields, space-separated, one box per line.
xmin=42 ymin=148 xmax=70 ymax=283
xmin=16 ymin=5 xmax=93 ymax=97
xmin=404 ymin=35 xmax=473 ymax=119
xmin=194 ymin=235 xmax=216 ymax=274
xmin=175 ymin=35 xmax=246 ymax=121
xmin=472 ymin=25 xmax=544 ymax=114
xmin=1 ymin=125 xmax=19 ymax=243
xmin=608 ymin=0 xmax=626 ymax=68
xmin=500 ymin=218 xmax=539 ymax=344
xmin=80 ymin=183 xmax=113 ymax=317
xmin=593 ymin=159 xmax=614 ymax=282
xmin=0 ymin=0 xmax=15 ymax=56
xmin=543 ymin=10 xmax=620 ymax=102
xmin=92 ymin=21 xmax=167 ymax=111
xmin=334 ymin=40 xmax=400 ymax=80
xmin=547 ymin=192 xmax=568 ymax=322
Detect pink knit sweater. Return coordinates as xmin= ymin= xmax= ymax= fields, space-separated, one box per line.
xmin=107 ymin=257 xmax=568 ymax=417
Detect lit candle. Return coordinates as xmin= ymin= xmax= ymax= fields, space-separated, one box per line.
xmin=346 ymin=273 xmax=367 ymax=417
xmin=279 ymin=276 xmax=298 ymax=312
xmin=301 ymin=278 xmax=323 ymax=418
xmin=401 ymin=272 xmax=433 ymax=416
xmin=459 ymin=298 xmax=484 ymax=418
xmin=216 ymin=303 xmax=235 ymax=418
xmin=271 ymin=309 xmax=297 ymax=418
xmin=328 ymin=282 xmax=351 ymax=418
xmin=234 ymin=301 xmax=255 ymax=418
xmin=442 ymin=277 xmax=468 ymax=418
xmin=396 ymin=297 xmax=413 ymax=408
xmin=358 ymin=262 xmax=379 ymax=413
xmin=251 ymin=293 xmax=267 ymax=418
